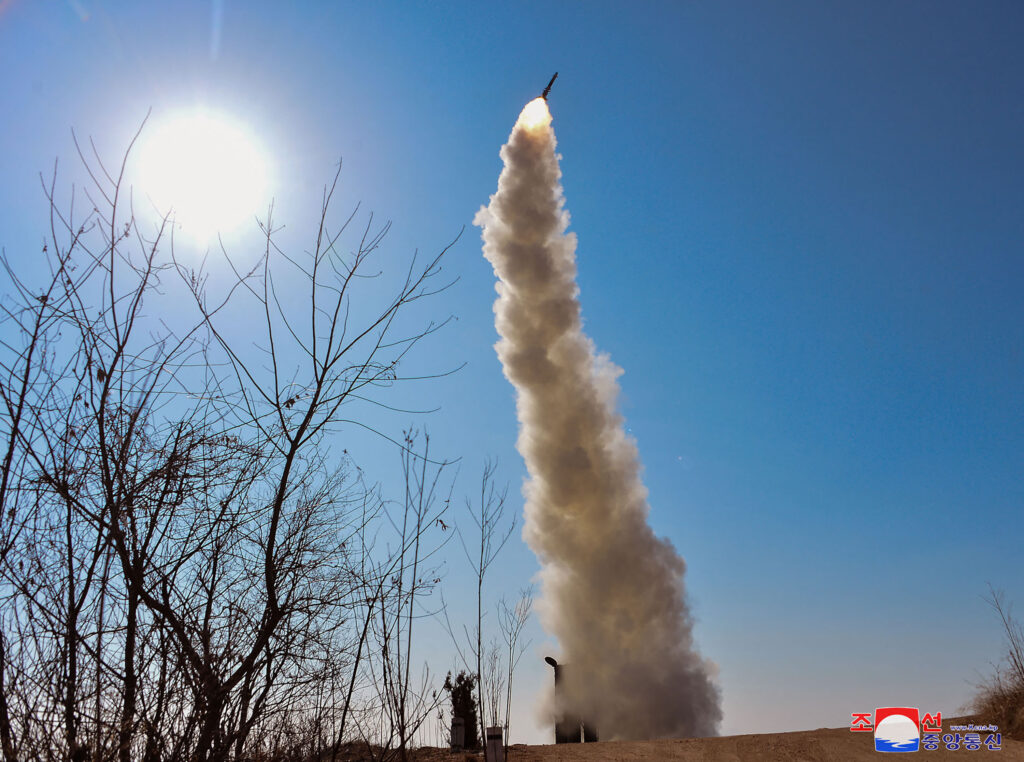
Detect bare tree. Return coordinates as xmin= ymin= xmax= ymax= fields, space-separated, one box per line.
xmin=482 ymin=637 xmax=505 ymax=729
xmin=370 ymin=429 xmax=452 ymax=762
xmin=498 ymin=585 xmax=533 ymax=756
xmin=0 ymin=123 xmax=458 ymax=762
xmin=456 ymin=459 xmax=515 ymax=741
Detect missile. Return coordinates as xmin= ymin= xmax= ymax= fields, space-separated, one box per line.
xmin=541 ymin=72 xmax=558 ymax=100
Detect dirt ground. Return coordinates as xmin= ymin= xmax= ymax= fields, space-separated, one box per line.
xmin=397 ymin=717 xmax=1024 ymax=761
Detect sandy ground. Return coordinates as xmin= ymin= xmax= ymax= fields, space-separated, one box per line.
xmin=398 ymin=717 xmax=1023 ymax=761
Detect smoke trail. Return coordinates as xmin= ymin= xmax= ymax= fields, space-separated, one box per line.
xmin=474 ymin=98 xmax=721 ymax=740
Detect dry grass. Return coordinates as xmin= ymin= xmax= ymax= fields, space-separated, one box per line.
xmin=973 ymin=675 xmax=1024 ymax=738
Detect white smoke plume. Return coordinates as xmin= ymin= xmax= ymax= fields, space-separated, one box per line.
xmin=474 ymin=98 xmax=721 ymax=740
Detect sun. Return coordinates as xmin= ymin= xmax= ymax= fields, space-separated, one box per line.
xmin=136 ymin=110 xmax=270 ymax=242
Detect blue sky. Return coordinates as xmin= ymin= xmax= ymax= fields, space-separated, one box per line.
xmin=2 ymin=0 xmax=1023 ymax=742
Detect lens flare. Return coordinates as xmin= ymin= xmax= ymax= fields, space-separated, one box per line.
xmin=517 ymin=97 xmax=552 ymax=131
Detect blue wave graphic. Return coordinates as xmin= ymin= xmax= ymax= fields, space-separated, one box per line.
xmin=875 ymin=737 xmax=920 ymax=752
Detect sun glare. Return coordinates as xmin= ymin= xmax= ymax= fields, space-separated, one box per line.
xmin=136 ymin=111 xmax=269 ymax=242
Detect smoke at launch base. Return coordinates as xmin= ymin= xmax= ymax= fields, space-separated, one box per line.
xmin=474 ymin=97 xmax=721 ymax=740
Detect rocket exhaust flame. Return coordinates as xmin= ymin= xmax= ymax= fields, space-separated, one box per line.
xmin=474 ymin=101 xmax=721 ymax=740
xmin=517 ymin=97 xmax=552 ymax=131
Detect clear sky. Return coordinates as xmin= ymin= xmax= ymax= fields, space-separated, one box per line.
xmin=2 ymin=0 xmax=1023 ymax=743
